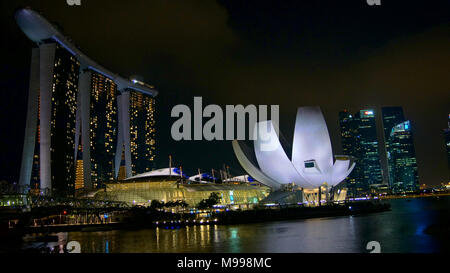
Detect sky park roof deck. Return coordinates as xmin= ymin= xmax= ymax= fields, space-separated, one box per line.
xmin=15 ymin=7 xmax=158 ymax=97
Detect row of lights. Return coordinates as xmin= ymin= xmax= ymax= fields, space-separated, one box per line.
xmin=154 ymin=218 xmax=219 ymax=225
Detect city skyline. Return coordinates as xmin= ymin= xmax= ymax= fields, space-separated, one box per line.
xmin=339 ymin=109 xmax=383 ymax=196
xmin=1 ymin=1 xmax=450 ymax=257
xmin=382 ymin=107 xmax=419 ymax=192
xmin=0 ymin=0 xmax=449 ymax=186
xmin=381 ymin=106 xmax=407 ymax=185
xmin=339 ymin=107 xmax=420 ymax=195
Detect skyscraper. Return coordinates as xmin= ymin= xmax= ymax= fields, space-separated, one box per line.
xmin=76 ymin=70 xmax=118 ymax=189
xmin=339 ymin=110 xmax=361 ymax=197
xmin=20 ymin=43 xmax=80 ymax=197
xmin=388 ymin=121 xmax=419 ymax=192
xmin=356 ymin=110 xmax=383 ymax=191
xmin=382 ymin=107 xmax=419 ymax=192
xmin=115 ymin=90 xmax=156 ymax=178
xmin=381 ymin=107 xmax=405 ymax=144
xmin=381 ymin=107 xmax=405 ymax=185
xmin=339 ymin=109 xmax=382 ymax=196
xmin=129 ymin=90 xmax=156 ymax=175
xmin=16 ymin=8 xmax=158 ymax=196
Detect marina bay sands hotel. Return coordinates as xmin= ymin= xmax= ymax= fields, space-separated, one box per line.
xmin=15 ymin=8 xmax=158 ymax=197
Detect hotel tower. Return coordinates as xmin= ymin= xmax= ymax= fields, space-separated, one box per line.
xmin=16 ymin=8 xmax=158 ymax=197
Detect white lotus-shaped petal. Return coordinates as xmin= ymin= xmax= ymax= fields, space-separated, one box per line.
xmin=331 ymin=159 xmax=355 ymax=185
xmin=232 ymin=106 xmax=355 ymax=189
xmin=253 ymin=121 xmax=315 ymax=188
xmin=232 ymin=140 xmax=282 ymax=190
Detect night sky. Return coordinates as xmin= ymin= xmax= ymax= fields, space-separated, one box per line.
xmin=1 ymin=0 xmax=449 ymax=185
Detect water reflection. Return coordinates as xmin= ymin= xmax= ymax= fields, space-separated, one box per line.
xmin=64 ymin=197 xmax=449 ymax=253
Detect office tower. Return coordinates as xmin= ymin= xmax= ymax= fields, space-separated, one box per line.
xmin=381 ymin=107 xmax=405 ymax=185
xmin=339 ymin=109 xmax=382 ymax=196
xmin=16 ymin=8 xmax=158 ymax=195
xmin=20 ymin=43 xmax=80 ymax=197
xmin=356 ymin=110 xmax=383 ymax=189
xmin=382 ymin=107 xmax=419 ymax=192
xmin=388 ymin=121 xmax=419 ymax=192
xmin=381 ymin=107 xmax=405 ymax=144
xmin=339 ymin=110 xmax=362 ymax=197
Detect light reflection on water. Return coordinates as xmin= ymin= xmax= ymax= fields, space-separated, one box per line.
xmin=66 ymin=197 xmax=450 ymax=253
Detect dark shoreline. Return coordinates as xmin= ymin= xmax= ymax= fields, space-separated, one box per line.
xmin=1 ymin=201 xmax=391 ymax=236
xmin=216 ymin=201 xmax=391 ymax=225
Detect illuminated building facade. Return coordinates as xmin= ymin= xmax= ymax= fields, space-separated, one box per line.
xmin=0 ymin=195 xmax=29 ymax=208
xmin=339 ymin=110 xmax=362 ymax=197
xmin=129 ymin=91 xmax=156 ymax=175
xmin=95 ymin=179 xmax=270 ymax=207
xmin=232 ymin=107 xmax=355 ymax=190
xmin=76 ymin=71 xmax=118 ymax=189
xmin=339 ymin=109 xmax=382 ymax=196
xmin=382 ymin=107 xmax=405 ymax=142
xmin=388 ymin=121 xmax=419 ymax=193
xmin=356 ymin=110 xmax=383 ymax=189
xmin=50 ymin=44 xmax=80 ymax=197
xmin=75 ymin=144 xmax=84 ymax=190
xmin=381 ymin=107 xmax=406 ymax=186
xmin=19 ymin=43 xmax=80 ymax=197
xmin=382 ymin=107 xmax=419 ymax=192
xmin=90 ymin=73 xmax=118 ymax=185
xmin=114 ymin=90 xmax=156 ymax=179
xmin=16 ymin=8 xmax=158 ymax=196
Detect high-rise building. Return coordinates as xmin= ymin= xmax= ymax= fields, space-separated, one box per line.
xmin=16 ymin=8 xmax=158 ymax=196
xmin=382 ymin=107 xmax=419 ymax=192
xmin=381 ymin=107 xmax=405 ymax=185
xmin=115 ymin=90 xmax=156 ymax=178
xmin=130 ymin=91 xmax=156 ymax=175
xmin=30 ymin=94 xmax=41 ymax=191
xmin=381 ymin=107 xmax=405 ymax=145
xmin=339 ymin=109 xmax=382 ymax=196
xmin=356 ymin=110 xmax=383 ymax=189
xmin=20 ymin=43 xmax=80 ymax=197
xmin=76 ymin=71 xmax=118 ymax=189
xmin=388 ymin=121 xmax=419 ymax=192
xmin=338 ymin=110 xmax=361 ymax=197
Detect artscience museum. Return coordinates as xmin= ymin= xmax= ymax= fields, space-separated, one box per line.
xmin=233 ymin=106 xmax=355 ymax=204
